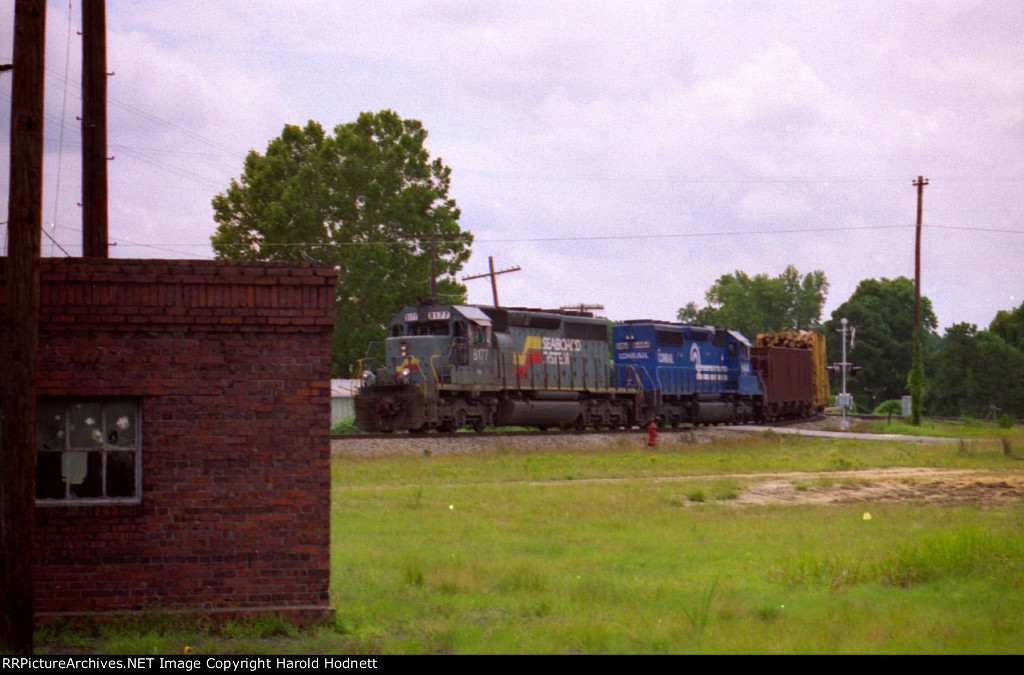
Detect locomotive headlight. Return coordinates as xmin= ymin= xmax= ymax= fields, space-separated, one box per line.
xmin=402 ymin=367 xmax=411 ymax=378
xmin=400 ymin=342 xmax=408 ymax=357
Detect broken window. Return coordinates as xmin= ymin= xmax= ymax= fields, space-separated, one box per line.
xmin=36 ymin=399 xmax=141 ymax=504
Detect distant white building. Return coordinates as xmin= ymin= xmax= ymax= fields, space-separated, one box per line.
xmin=331 ymin=379 xmax=360 ymax=427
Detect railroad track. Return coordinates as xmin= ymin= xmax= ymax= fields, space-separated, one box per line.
xmin=331 ymin=414 xmax=820 ymax=442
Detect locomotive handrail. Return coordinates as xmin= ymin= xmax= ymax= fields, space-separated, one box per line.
xmin=627 ymin=365 xmax=657 ymax=391
xmin=428 ymin=354 xmax=449 ymax=393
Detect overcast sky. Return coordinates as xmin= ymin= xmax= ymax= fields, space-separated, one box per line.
xmin=2 ymin=0 xmax=1022 ymax=333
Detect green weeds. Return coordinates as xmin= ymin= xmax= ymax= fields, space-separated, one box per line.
xmin=683 ymin=578 xmax=719 ymax=639
xmin=778 ymin=525 xmax=1024 ymax=589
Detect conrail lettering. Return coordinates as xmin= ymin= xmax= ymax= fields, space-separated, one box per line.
xmin=616 ymin=351 xmax=648 ymax=360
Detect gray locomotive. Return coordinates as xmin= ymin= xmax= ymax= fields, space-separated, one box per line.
xmin=354 ymin=303 xmax=642 ymax=432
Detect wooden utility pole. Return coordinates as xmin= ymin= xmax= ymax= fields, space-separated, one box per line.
xmin=82 ymin=0 xmax=109 ymax=258
xmin=1 ymin=0 xmax=46 ymax=655
xmin=462 ymin=256 xmax=521 ymax=307
xmin=910 ymin=175 xmax=929 ymax=426
xmin=429 ymin=232 xmax=437 ymax=301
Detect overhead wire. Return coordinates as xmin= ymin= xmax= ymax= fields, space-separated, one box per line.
xmin=47 ymin=0 xmax=76 ymax=257
xmin=93 ymin=221 xmax=1024 ymax=260
xmin=29 ymin=66 xmax=1024 ymax=193
xmin=5 ymin=56 xmax=1022 ymax=257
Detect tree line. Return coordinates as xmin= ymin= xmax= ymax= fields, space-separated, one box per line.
xmin=680 ymin=268 xmax=1024 ymax=420
xmin=210 ymin=110 xmax=1022 ymax=420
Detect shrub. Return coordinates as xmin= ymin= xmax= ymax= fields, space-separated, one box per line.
xmin=331 ymin=417 xmax=360 ymax=434
xmin=873 ymin=399 xmax=903 ymax=417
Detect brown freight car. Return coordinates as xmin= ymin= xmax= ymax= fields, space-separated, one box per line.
xmin=756 ymin=330 xmax=831 ymax=412
xmin=750 ymin=346 xmax=816 ymax=421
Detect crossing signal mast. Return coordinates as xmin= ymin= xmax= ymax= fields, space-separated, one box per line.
xmin=830 ymin=317 xmax=861 ymax=431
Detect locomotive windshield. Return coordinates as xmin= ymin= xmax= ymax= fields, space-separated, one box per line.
xmin=408 ymin=321 xmax=450 ymax=336
xmin=391 ymin=306 xmax=494 ymax=340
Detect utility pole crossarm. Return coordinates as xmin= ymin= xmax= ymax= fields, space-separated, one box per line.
xmin=462 ymin=256 xmax=521 ymax=307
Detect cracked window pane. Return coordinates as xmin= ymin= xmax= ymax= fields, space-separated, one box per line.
xmin=69 ymin=402 xmax=104 ymax=449
xmin=36 ymin=399 xmax=66 ymax=451
xmin=106 ymin=400 xmax=137 ymax=448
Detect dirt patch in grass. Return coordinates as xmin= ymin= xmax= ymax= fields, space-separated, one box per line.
xmin=727 ymin=468 xmax=1024 ymax=507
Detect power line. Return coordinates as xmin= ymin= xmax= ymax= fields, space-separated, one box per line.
xmin=87 ymin=221 xmax=1024 ymax=257
xmin=928 ymin=224 xmax=1024 ymax=235
xmin=47 ymin=0 xmax=75 ymax=258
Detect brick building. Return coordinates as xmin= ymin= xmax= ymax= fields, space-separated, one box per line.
xmin=0 ymin=258 xmax=336 ymax=620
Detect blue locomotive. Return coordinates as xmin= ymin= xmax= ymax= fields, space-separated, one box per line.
xmin=355 ymin=304 xmax=826 ymax=432
xmin=612 ymin=320 xmax=762 ymax=426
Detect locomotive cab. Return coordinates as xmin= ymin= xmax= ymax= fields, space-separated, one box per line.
xmin=379 ymin=305 xmax=494 ymax=388
xmin=720 ymin=330 xmax=761 ymax=395
xmin=355 ymin=304 xmax=497 ymax=432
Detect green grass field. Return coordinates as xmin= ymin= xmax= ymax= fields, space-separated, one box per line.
xmin=36 ymin=424 xmax=1024 ymax=654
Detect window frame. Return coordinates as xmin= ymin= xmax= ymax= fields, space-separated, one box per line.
xmin=35 ymin=398 xmax=143 ymax=506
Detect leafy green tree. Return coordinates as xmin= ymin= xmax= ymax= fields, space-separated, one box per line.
xmin=824 ymin=277 xmax=938 ymax=412
xmin=677 ymin=265 xmax=829 ymax=339
xmin=989 ymin=302 xmax=1024 ymax=352
xmin=211 ymin=111 xmax=473 ymax=375
xmin=924 ymin=322 xmax=977 ymax=416
xmin=926 ymin=323 xmax=1024 ymax=418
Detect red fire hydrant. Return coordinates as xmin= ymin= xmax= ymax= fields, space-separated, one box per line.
xmin=647 ymin=420 xmax=658 ymax=447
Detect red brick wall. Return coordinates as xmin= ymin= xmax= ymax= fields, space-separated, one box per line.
xmin=0 ymin=259 xmax=337 ymax=619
